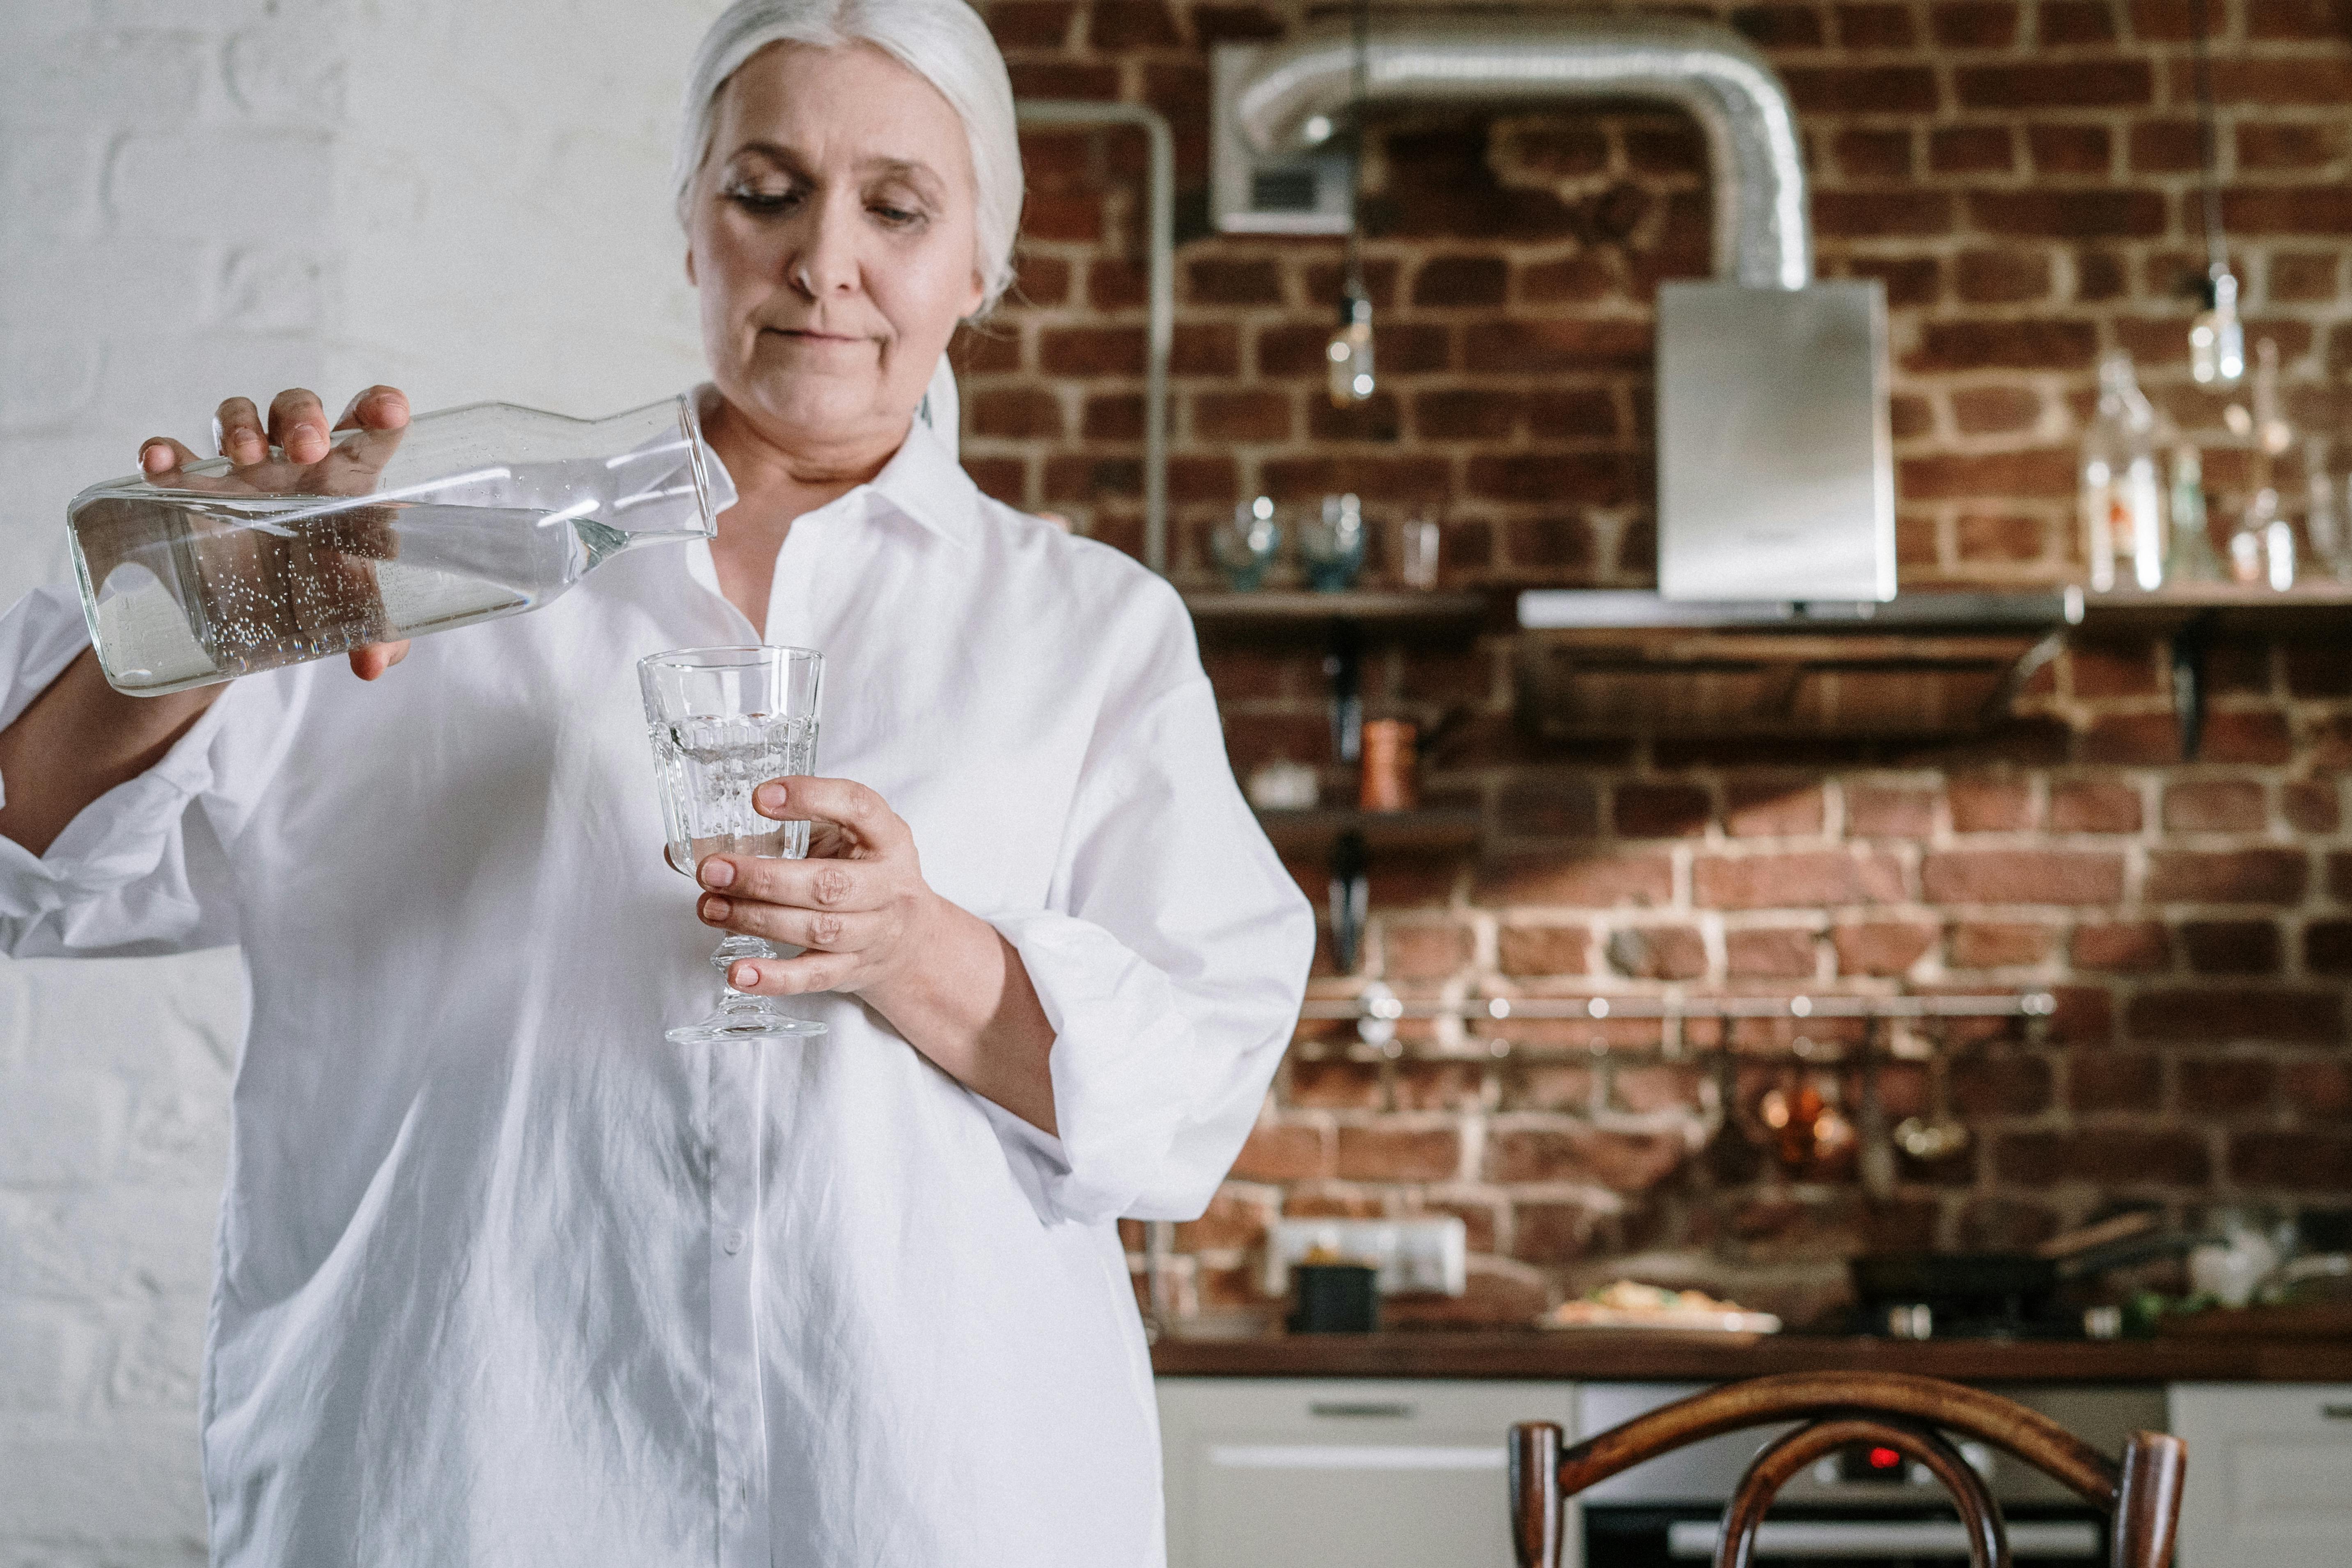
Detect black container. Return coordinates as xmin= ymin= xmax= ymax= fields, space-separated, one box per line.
xmin=1288 ymin=1262 xmax=1380 ymax=1333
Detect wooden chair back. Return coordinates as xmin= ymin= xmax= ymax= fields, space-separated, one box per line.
xmin=1507 ymin=1370 xmax=2185 ymax=1568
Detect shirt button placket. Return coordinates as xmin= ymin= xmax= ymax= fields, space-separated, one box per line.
xmin=708 ymin=1040 xmax=770 ymax=1568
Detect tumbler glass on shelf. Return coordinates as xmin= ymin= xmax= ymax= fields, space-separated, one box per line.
xmin=70 ymin=396 xmax=720 ymax=696
xmin=1396 ymin=512 xmax=1441 ymax=590
xmin=1211 ymin=496 xmax=1282 ymax=591
xmin=641 ymin=644 xmax=827 ymax=1043
xmin=1300 ymin=493 xmax=1366 ymax=591
xmin=2229 ymin=488 xmax=2296 ymax=591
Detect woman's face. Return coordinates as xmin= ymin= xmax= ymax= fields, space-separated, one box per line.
xmin=685 ymin=42 xmax=985 ymax=461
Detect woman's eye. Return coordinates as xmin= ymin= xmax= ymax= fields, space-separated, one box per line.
xmin=723 ymin=184 xmax=799 ymax=214
xmin=870 ymin=202 xmax=925 ymax=228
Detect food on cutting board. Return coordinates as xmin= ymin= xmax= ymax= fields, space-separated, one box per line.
xmin=1538 ymin=1279 xmax=1782 ymax=1332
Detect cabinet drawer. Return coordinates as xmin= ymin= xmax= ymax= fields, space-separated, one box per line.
xmin=1158 ymin=1378 xmax=1575 ymax=1568
xmin=2169 ymin=1383 xmax=2352 ymax=1568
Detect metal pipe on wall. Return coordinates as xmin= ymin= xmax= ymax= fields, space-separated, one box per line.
xmin=1013 ymin=100 xmax=1174 ymax=573
xmin=1221 ymin=14 xmax=1810 ymax=288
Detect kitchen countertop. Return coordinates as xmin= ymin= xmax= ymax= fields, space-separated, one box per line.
xmin=1149 ymin=1330 xmax=2352 ymax=1384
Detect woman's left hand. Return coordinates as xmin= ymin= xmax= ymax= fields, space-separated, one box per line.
xmin=694 ymin=776 xmax=942 ymax=998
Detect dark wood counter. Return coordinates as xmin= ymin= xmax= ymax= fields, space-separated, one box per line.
xmin=1150 ymin=1330 xmax=2352 ymax=1384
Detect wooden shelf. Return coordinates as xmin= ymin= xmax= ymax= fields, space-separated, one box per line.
xmin=1253 ymin=806 xmax=1483 ymax=857
xmin=1185 ymin=589 xmax=1490 ymax=632
xmin=2076 ymin=580 xmax=2352 ymax=635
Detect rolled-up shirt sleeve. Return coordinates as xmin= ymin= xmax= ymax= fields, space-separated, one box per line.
xmin=982 ymin=669 xmax=1314 ymax=1227
xmin=0 ymin=582 xmax=247 ymax=957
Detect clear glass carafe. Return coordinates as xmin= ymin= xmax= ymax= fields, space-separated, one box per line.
xmin=68 ymin=396 xmax=719 ymax=695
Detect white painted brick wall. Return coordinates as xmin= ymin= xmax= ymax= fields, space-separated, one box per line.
xmin=2 ymin=3 xmax=720 ymax=1558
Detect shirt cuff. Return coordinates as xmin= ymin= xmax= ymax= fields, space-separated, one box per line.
xmin=982 ymin=908 xmax=1204 ymax=1227
xmin=0 ymin=582 xmax=232 ymax=925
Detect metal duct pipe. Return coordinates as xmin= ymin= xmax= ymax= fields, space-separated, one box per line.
xmin=1225 ymin=14 xmax=1809 ymax=289
xmin=1016 ymin=100 xmax=1174 ymax=573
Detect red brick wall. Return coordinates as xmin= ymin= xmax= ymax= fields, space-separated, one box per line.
xmin=962 ymin=0 xmax=2352 ymax=1325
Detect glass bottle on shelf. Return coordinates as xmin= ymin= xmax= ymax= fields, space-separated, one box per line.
xmin=2223 ymin=339 xmax=2298 ymax=591
xmin=2306 ymin=439 xmax=2350 ymax=582
xmin=2079 ymin=350 xmax=2165 ymax=592
xmin=2169 ymin=446 xmax=2220 ymax=582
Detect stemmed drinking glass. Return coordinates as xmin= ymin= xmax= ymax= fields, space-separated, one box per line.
xmin=640 ymin=644 xmax=826 ymax=1042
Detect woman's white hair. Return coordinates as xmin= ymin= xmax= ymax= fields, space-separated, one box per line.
xmin=674 ymin=0 xmax=1022 ymax=315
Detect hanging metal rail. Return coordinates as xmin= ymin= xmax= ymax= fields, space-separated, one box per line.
xmin=1301 ymin=987 xmax=2055 ymax=1023
xmin=1294 ymin=982 xmax=2055 ymax=1054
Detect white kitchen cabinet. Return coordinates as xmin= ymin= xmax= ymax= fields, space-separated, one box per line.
xmin=1157 ymin=1377 xmax=1576 ymax=1568
xmin=2168 ymin=1383 xmax=2352 ymax=1568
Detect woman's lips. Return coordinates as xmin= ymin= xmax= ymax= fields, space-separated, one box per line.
xmin=762 ymin=326 xmax=864 ymax=345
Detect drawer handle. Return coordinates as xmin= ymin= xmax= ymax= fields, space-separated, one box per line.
xmin=1309 ymin=1401 xmax=1415 ymax=1419
xmin=2323 ymin=1405 xmax=2352 ymax=1422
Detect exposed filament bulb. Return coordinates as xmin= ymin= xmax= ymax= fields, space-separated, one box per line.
xmin=2191 ymin=264 xmax=2244 ymax=387
xmin=1327 ymin=291 xmax=1375 ymax=407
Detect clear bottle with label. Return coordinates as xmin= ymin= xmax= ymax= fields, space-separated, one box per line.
xmin=69 ymin=396 xmax=719 ymax=695
xmin=2079 ymin=351 xmax=2165 ymax=592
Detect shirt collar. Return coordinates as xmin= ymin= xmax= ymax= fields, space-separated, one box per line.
xmin=692 ymin=383 xmax=980 ymax=551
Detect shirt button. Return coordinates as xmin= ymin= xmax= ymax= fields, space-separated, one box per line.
xmin=722 ymin=1228 xmax=746 ymax=1255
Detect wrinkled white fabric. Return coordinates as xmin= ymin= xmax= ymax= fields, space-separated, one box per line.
xmin=0 ymin=415 xmax=1312 ymax=1567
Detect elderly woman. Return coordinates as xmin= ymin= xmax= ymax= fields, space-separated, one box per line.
xmin=0 ymin=0 xmax=1312 ymax=1561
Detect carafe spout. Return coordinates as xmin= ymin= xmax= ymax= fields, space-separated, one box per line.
xmin=594 ymin=396 xmax=722 ymax=546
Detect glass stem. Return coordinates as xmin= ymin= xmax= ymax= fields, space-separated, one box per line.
xmin=712 ymin=933 xmax=779 ymax=1018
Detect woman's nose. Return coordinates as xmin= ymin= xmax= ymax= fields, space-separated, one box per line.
xmin=789 ymin=196 xmax=862 ymax=298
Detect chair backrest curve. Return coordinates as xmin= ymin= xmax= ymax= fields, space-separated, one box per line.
xmin=1552 ymin=1371 xmax=2120 ymax=1507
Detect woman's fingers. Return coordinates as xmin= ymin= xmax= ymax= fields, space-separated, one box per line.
xmin=752 ymin=776 xmax=909 ymax=849
xmin=726 ymin=949 xmax=860 ymax=997
xmin=347 ymin=641 xmax=411 ymax=681
xmin=171 ymin=385 xmax=399 ymax=477
xmin=334 ymin=385 xmax=410 ymax=432
xmin=268 ymin=387 xmax=332 ymax=465
xmin=213 ymin=397 xmax=268 ymax=465
xmin=698 ymin=893 xmax=878 ymax=952
xmin=699 ymin=851 xmax=874 ymax=910
xmin=140 ymin=437 xmax=203 ymax=476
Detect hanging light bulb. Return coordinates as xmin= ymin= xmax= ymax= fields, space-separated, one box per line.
xmin=1326 ymin=0 xmax=1375 ymax=408
xmin=1328 ymin=291 xmax=1374 ymax=406
xmin=2191 ymin=263 xmax=2244 ymax=387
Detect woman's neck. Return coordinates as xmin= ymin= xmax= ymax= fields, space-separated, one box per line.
xmin=701 ymin=396 xmax=910 ymax=633
xmin=704 ymin=397 xmax=906 ymax=525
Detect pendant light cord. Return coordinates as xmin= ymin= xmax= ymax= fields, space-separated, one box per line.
xmin=2190 ymin=0 xmax=2227 ymax=275
xmin=1344 ymin=0 xmax=1369 ymax=298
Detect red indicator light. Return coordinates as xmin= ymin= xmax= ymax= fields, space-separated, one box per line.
xmin=1868 ymin=1446 xmax=1903 ymax=1471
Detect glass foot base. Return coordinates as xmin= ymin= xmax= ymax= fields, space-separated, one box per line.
xmin=667 ymin=1012 xmax=826 ymax=1043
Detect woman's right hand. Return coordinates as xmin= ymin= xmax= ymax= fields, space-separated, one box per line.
xmin=136 ymin=385 xmax=418 ymax=681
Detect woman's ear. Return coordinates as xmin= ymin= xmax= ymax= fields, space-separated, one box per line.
xmin=962 ymin=264 xmax=986 ymax=319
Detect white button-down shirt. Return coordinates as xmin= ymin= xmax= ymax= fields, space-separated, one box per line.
xmin=0 ymin=414 xmax=1313 ymax=1566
